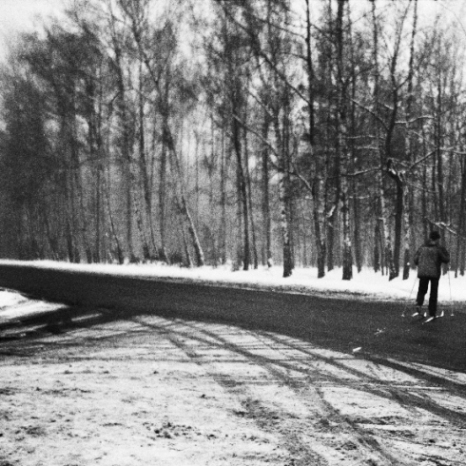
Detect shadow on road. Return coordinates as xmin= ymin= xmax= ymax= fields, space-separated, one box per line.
xmin=0 ymin=264 xmax=464 ymax=375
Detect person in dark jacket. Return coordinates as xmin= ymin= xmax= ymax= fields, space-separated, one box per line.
xmin=413 ymin=230 xmax=450 ymax=320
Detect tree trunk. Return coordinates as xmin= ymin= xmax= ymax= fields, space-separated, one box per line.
xmin=111 ymin=33 xmax=136 ymax=262
xmin=336 ymin=0 xmax=352 ymax=281
xmin=402 ymin=0 xmax=418 ymax=280
xmin=371 ymin=0 xmax=396 ymax=279
xmin=165 ymin=126 xmax=205 ymax=267
xmin=220 ymin=129 xmax=228 ymax=265
xmin=244 ymin=125 xmax=258 ymax=269
xmin=103 ymin=162 xmax=124 ymax=264
xmin=305 ymin=0 xmax=326 ymax=278
xmin=261 ymin=113 xmax=273 ymax=268
xmin=456 ymin=146 xmax=466 ymax=276
xmin=272 ymin=93 xmax=294 ymax=278
xmin=278 ymin=167 xmax=293 ymax=278
xmin=138 ymin=65 xmax=158 ymax=261
xmin=436 ymin=80 xmax=446 ymax=224
xmin=159 ymin=122 xmax=169 ymax=263
xmin=348 ymin=11 xmax=362 ymax=273
xmin=232 ymin=110 xmax=250 ymax=271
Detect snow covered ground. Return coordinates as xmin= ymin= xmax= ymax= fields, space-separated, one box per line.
xmin=0 ymin=287 xmax=27 ymax=308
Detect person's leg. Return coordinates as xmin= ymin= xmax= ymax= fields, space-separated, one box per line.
xmin=428 ymin=278 xmax=439 ymax=317
xmin=416 ymin=277 xmax=429 ymax=307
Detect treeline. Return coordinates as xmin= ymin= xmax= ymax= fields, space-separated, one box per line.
xmin=0 ymin=0 xmax=465 ymax=280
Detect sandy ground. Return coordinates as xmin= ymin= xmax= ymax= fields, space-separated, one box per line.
xmin=1 ymin=302 xmax=466 ymax=466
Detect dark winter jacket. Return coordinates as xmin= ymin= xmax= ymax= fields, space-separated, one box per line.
xmin=414 ymin=240 xmax=450 ymax=279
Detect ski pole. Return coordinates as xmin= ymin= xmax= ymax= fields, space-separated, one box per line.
xmin=409 ymin=275 xmax=417 ymax=299
xmin=448 ymin=268 xmax=454 ymax=317
xmin=402 ymin=274 xmax=418 ymax=317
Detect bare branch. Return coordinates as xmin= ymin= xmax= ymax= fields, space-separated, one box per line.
xmin=351 ymin=99 xmax=389 ymax=131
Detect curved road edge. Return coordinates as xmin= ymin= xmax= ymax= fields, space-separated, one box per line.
xmin=0 ymin=263 xmax=465 ymax=373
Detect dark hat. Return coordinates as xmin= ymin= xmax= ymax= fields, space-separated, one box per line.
xmin=429 ymin=230 xmax=441 ymax=241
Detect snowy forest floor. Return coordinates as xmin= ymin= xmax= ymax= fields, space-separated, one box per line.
xmin=1 ymin=262 xmax=466 ymax=465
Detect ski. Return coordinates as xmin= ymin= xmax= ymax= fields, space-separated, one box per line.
xmin=402 ymin=307 xmax=453 ymax=319
xmin=423 ymin=316 xmax=435 ymax=324
xmin=422 ymin=311 xmax=452 ymax=324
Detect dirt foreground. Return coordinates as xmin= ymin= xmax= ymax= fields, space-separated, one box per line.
xmin=1 ymin=306 xmax=466 ymax=466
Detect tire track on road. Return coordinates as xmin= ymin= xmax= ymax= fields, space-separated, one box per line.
xmin=134 ymin=316 xmax=409 ymax=466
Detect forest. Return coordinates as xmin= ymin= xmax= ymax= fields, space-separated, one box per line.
xmin=0 ymin=0 xmax=464 ymax=281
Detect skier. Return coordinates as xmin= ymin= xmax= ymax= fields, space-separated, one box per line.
xmin=413 ymin=230 xmax=450 ymax=322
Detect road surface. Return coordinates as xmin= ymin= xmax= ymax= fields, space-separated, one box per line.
xmin=0 ymin=264 xmax=466 ymax=465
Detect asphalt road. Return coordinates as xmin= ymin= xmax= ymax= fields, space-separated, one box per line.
xmin=0 ymin=263 xmax=464 ymax=373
